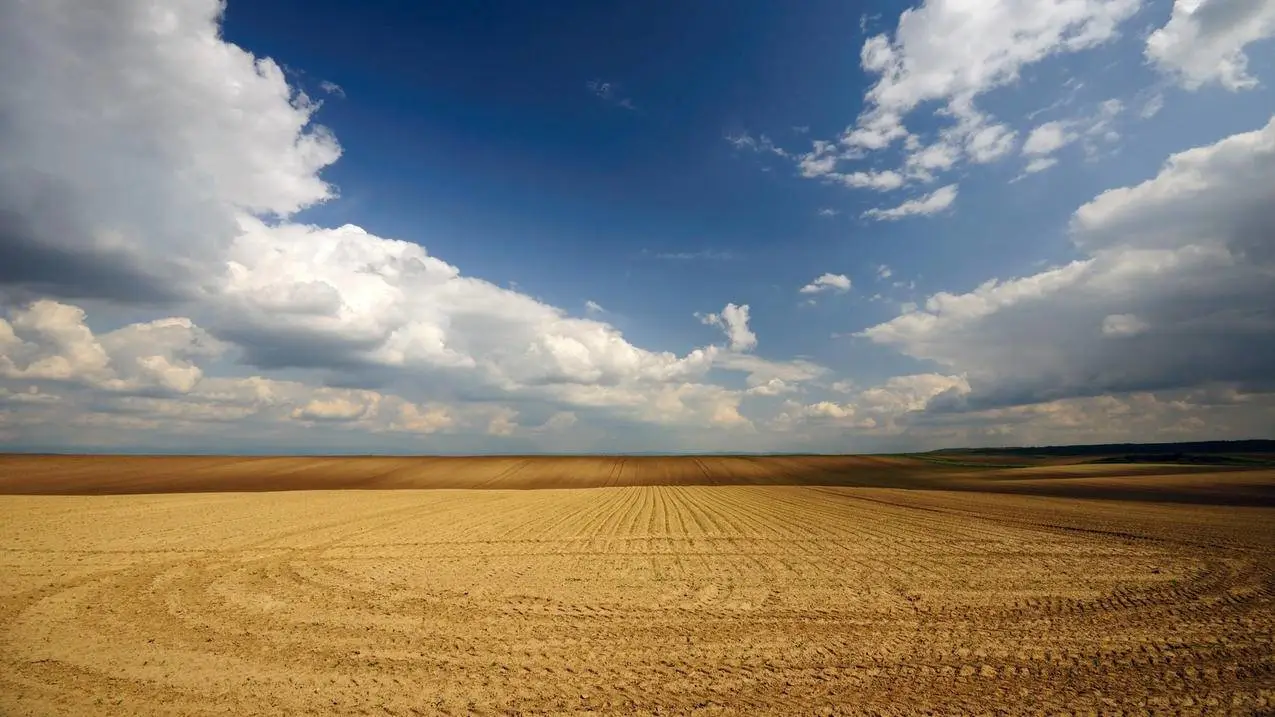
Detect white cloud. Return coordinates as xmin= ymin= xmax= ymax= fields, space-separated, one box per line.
xmin=0 ymin=0 xmax=341 ymax=300
xmin=764 ymin=0 xmax=1138 ymax=194
xmin=319 ymin=80 xmax=345 ymax=97
xmin=698 ymin=303 xmax=757 ymax=352
xmin=7 ymin=0 xmax=1263 ymax=452
xmin=834 ymin=0 xmax=1140 ymax=188
xmin=584 ymin=300 xmax=605 ymax=315
xmin=486 ymin=407 xmax=519 ymax=436
xmin=854 ymin=0 xmax=1139 ymax=130
xmin=861 ymin=117 xmax=1275 ymax=408
xmin=292 ymin=395 xmax=379 ymax=423
xmin=876 ymin=265 xmax=893 ymax=280
xmin=796 ymin=141 xmax=838 ymax=176
xmin=1146 ymin=0 xmax=1275 ymax=90
xmin=0 ymin=0 xmax=821 ymax=445
xmin=1024 ymin=157 xmax=1060 ymax=174
xmin=830 ymin=380 xmax=856 ymax=394
xmin=893 ymin=389 xmax=1275 ymax=449
xmin=965 ymin=122 xmax=1019 ymax=163
xmin=831 ymin=170 xmax=907 ymax=191
xmin=799 ymin=273 xmax=853 ymax=294
xmin=0 ymin=300 xmax=225 ymax=394
xmin=798 ymin=401 xmax=857 ymax=420
xmin=900 ymin=115 xmax=1019 ymax=183
xmin=716 ymin=353 xmax=827 ymax=389
xmin=219 ymin=218 xmax=732 ymax=395
xmin=774 ymin=373 xmax=971 ymax=433
xmin=795 ymin=141 xmax=909 ymax=191
xmin=904 ymin=140 xmax=961 ymax=175
xmin=726 ymin=131 xmax=789 ymax=157
xmin=767 ymin=375 xmax=1275 ymax=449
xmin=857 ymin=373 xmax=971 ymax=415
xmin=862 ymin=184 xmax=958 ymax=221
xmin=817 ymin=208 xmax=840 ymax=217
xmin=745 ymin=378 xmax=797 ymax=397
xmin=0 ymin=323 xmax=497 ymax=444
xmin=1023 ymin=121 xmax=1077 ymax=155
xmin=1141 ymin=93 xmax=1166 ymax=118
xmin=1018 ymin=100 xmax=1124 ymax=172
xmin=780 ymin=0 xmax=1142 ymax=192
xmin=391 ymin=403 xmax=454 ymax=434
xmin=0 ymin=301 xmax=114 ymax=387
xmin=530 ymin=380 xmax=751 ymax=429
xmin=1070 ymin=114 xmax=1275 ymax=253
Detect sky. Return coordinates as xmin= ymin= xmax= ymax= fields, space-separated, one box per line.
xmin=0 ymin=0 xmax=1273 ymax=454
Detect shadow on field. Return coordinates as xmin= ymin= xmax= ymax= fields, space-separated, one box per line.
xmin=1 ymin=453 xmax=1273 ymax=506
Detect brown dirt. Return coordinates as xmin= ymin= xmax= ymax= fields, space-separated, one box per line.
xmin=0 ymin=454 xmax=938 ymax=494
xmin=1 ymin=458 xmax=1273 ymax=714
xmin=2 ymin=454 xmax=1273 ymax=505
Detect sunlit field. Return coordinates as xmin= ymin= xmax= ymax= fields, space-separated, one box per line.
xmin=2 ymin=456 xmax=1272 ymax=715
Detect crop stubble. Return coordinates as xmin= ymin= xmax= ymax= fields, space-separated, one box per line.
xmin=1 ymin=460 xmax=1273 ymax=715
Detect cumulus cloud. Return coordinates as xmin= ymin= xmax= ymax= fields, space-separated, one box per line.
xmin=964 ymin=122 xmax=1020 ymax=163
xmin=1146 ymin=0 xmax=1275 ymax=90
xmin=0 ymin=1 xmax=824 ymax=451
xmin=774 ymin=373 xmax=971 ymax=433
xmin=754 ymin=0 xmax=1148 ymax=196
xmin=292 ymin=395 xmax=379 ymax=423
xmin=6 ymin=0 xmax=1260 ymax=452
xmin=697 ymin=303 xmax=758 ymax=352
xmin=0 ymin=304 xmax=481 ymax=445
xmin=486 ymin=407 xmax=520 ymax=436
xmin=0 ymin=300 xmax=224 ymax=394
xmin=766 ymin=0 xmax=1131 ymax=192
xmin=795 ymin=141 xmax=909 ymax=189
xmin=862 ymin=184 xmax=958 ymax=221
xmin=799 ymin=274 xmax=853 ymax=294
xmin=780 ymin=0 xmax=1142 ymax=192
xmin=1016 ymin=99 xmax=1125 ymax=175
xmin=745 ymin=378 xmax=797 ymax=397
xmin=860 ymin=116 xmax=1275 ymax=408
xmin=716 ymin=353 xmax=827 ymax=389
xmin=209 ymin=216 xmax=744 ymax=414
xmin=0 ymin=0 xmax=341 ymax=301
xmin=890 ymin=389 xmax=1275 ymax=449
xmin=851 ymin=0 xmax=1138 ymax=144
xmin=1023 ymin=121 xmax=1078 ymax=156
xmin=391 ymin=402 xmax=455 ymax=434
xmin=770 ymin=372 xmax=1275 ymax=450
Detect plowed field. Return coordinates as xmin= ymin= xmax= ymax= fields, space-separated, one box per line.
xmin=2 ymin=459 xmax=1273 ymax=714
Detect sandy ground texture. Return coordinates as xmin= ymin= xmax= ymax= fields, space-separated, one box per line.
xmin=2 ymin=473 xmax=1274 ymax=715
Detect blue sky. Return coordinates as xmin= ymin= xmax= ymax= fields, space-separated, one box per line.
xmin=1 ymin=0 xmax=1273 ymax=453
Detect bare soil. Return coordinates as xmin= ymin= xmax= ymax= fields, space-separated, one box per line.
xmin=2 ymin=454 xmax=1272 ymax=505
xmin=1 ymin=457 xmax=1273 ymax=714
